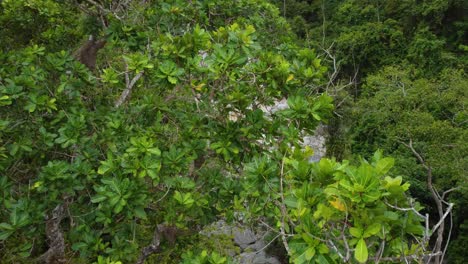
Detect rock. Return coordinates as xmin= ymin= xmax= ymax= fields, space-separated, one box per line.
xmin=237 ymin=251 xmax=281 ymax=264
xmin=302 ymin=124 xmax=327 ymax=162
xmin=234 ymin=229 xmax=257 ymax=249
xmin=261 ymin=98 xmax=328 ymax=162
xmin=199 ymin=220 xmax=281 ymax=263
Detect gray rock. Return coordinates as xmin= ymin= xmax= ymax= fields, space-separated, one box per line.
xmin=302 ymin=125 xmax=328 ymax=162
xmin=237 ymin=251 xmax=281 ymax=264
xmin=199 ymin=221 xmax=281 ymax=264
xmin=234 ymin=229 xmax=257 ymax=249
xmin=246 ymin=239 xmax=266 ymax=252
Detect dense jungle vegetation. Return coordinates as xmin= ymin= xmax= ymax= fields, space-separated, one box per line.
xmin=0 ymin=0 xmax=466 ymax=263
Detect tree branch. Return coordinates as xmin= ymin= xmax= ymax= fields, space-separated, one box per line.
xmin=401 ymin=139 xmax=445 ymax=264
xmin=370 ymin=251 xmax=442 ymax=262
xmin=115 ymin=63 xmax=144 ymax=107
xmin=384 ymin=201 xmax=426 ymax=220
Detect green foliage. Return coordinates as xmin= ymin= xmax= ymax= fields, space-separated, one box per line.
xmin=274 ymin=0 xmax=467 ymax=77
xmin=181 ymin=250 xmax=230 ymax=264
xmin=0 ymin=0 xmax=331 ymax=262
xmin=282 ymin=152 xmax=423 ymax=263
xmin=275 ymin=1 xmax=467 ymax=261
xmin=0 ymin=0 xmax=447 ymax=263
xmin=349 ymin=67 xmax=468 ymax=262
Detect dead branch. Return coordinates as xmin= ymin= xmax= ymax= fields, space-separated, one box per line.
xmin=384 ymin=201 xmax=426 ymax=220
xmin=114 ymin=61 xmax=144 ymax=107
xmin=442 ymin=187 xmax=460 ymax=200
xmin=322 ymin=43 xmax=339 ymax=90
xmin=431 ymin=203 xmax=454 ymax=235
xmin=401 ymin=139 xmax=451 ymax=264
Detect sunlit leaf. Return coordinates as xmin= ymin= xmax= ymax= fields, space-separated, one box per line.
xmin=355 ymin=238 xmax=368 ymax=263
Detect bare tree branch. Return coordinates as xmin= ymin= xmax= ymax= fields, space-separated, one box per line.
xmin=327 ymin=239 xmax=346 ymax=261
xmin=115 ymin=62 xmax=144 ymax=107
xmin=401 ymin=139 xmax=447 ymax=264
xmin=370 ymin=251 xmax=442 ymax=262
xmin=442 ymin=187 xmax=460 ymax=200
xmin=431 ymin=203 xmax=454 ymax=234
xmin=384 ymin=201 xmax=426 ymax=220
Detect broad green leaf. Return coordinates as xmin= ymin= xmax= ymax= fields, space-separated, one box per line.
xmin=385 ymin=176 xmax=401 ymax=185
xmin=355 ymin=238 xmax=368 ymax=263
xmin=114 ymin=202 xmax=124 ymax=214
xmin=376 ymin=157 xmax=394 ymax=174
xmin=0 ymin=230 xmax=14 ymax=240
xmin=363 ymin=223 xmax=381 ymax=238
xmin=72 ymin=242 xmax=88 ymax=250
xmin=406 ymin=224 xmax=425 ymax=235
xmin=304 ymin=247 xmax=316 ymax=260
xmin=0 ymin=223 xmax=13 ymax=230
xmin=349 ymin=227 xmax=363 ymax=238
xmin=362 ymin=191 xmax=381 ymax=202
xmin=174 ymin=191 xmax=183 ymax=203
xmin=134 ymin=207 xmax=147 ymax=219
xmin=312 ymin=113 xmax=321 ymax=120
xmin=91 ymin=195 xmax=107 ymax=203
xmin=109 ymin=195 xmax=121 ymax=207
xmin=167 ymin=76 xmax=178 ymax=84
xmin=147 ymin=147 xmax=161 ymax=155
xmin=384 ymin=211 xmax=399 ymax=221
xmin=284 ymin=196 xmax=298 ymax=208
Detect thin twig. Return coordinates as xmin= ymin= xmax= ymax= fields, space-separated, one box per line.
xmin=155 ymin=186 xmax=171 ymax=204
xmin=440 ymin=209 xmax=453 ymax=264
xmin=254 ymin=234 xmax=281 ymax=254
xmin=278 ymin=155 xmax=291 ymax=255
xmin=375 ymin=226 xmax=386 ymax=264
xmin=384 ymin=201 xmax=426 ymax=219
xmin=370 ymin=251 xmax=442 ymax=262
xmin=442 ymin=187 xmax=460 ymax=200
xmin=327 ymin=239 xmax=345 ymax=261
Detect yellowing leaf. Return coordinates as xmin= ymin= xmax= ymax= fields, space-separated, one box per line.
xmin=330 ymin=198 xmax=346 ymax=212
xmin=193 ymin=82 xmax=206 ymax=91
xmin=286 ymin=74 xmax=294 ymax=83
